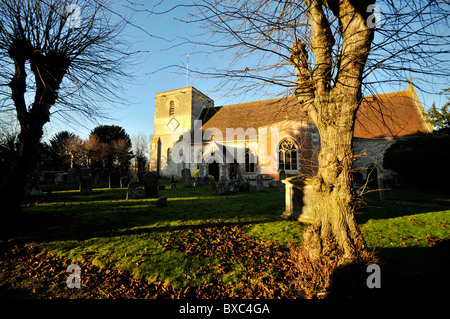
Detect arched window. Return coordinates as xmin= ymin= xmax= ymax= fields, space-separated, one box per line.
xmin=167 ymin=148 xmax=172 ymax=163
xmin=278 ymin=138 xmax=298 ymax=171
xmin=245 ymin=147 xmax=256 ymax=172
xmin=169 ymin=100 xmax=175 ymax=116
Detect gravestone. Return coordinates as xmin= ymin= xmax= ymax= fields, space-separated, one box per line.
xmin=194 ymin=176 xmax=210 ymax=187
xmin=181 ymin=168 xmax=192 ymax=187
xmin=209 ymin=180 xmax=216 ymax=190
xmin=278 ymin=169 xmax=286 ymax=192
xmin=79 ymin=175 xmax=92 ymax=193
xmin=256 ymin=174 xmax=265 ymax=192
xmin=170 ymin=183 xmax=177 ymax=189
xmin=93 ymin=168 xmax=102 ymax=185
xmin=239 ymin=180 xmax=250 ymax=192
xmin=227 ymin=180 xmax=235 ymax=193
xmin=217 ymin=179 xmax=235 ymax=195
xmin=143 ymin=172 xmax=158 ymax=198
xmin=155 ymin=196 xmax=167 ymax=208
xmin=120 ymin=176 xmax=130 ymax=188
xmin=109 ymin=171 xmax=120 ymax=189
xmin=217 ymin=179 xmax=227 ymax=195
xmin=54 ymin=172 xmax=65 ymax=185
xmin=280 ymin=176 xmax=314 ymax=224
xmin=80 ymin=167 xmax=90 ymax=179
xmin=67 ymin=168 xmax=78 ymax=184
xmin=126 ymin=182 xmax=142 ymax=200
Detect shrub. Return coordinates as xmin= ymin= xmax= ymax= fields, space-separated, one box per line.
xmin=383 ymin=131 xmax=450 ymax=191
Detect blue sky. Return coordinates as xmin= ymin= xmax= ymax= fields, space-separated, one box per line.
xmin=38 ymin=0 xmax=449 ymax=142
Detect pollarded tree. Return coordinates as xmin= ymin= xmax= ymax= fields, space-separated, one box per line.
xmin=0 ymin=0 xmax=131 ymax=216
xmin=168 ymin=0 xmax=449 ymax=280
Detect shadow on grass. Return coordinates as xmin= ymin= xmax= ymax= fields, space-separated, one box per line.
xmin=355 ymin=193 xmax=449 ymax=224
xmin=327 ymin=239 xmax=450 ymax=300
xmin=6 ymin=186 xmax=286 ymax=245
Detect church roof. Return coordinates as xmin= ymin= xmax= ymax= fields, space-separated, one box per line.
xmin=355 ymin=89 xmax=431 ymax=138
xmin=202 ymin=87 xmax=432 ymax=139
xmin=202 ymin=96 xmax=310 ymax=134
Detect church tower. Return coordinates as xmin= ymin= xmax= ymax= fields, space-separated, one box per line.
xmin=150 ymin=87 xmax=214 ymax=177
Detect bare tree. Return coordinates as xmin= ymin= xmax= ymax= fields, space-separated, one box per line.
xmin=111 ymin=139 xmax=133 ymax=175
xmin=132 ymin=133 xmax=151 ymax=172
xmin=62 ymin=134 xmax=83 ymax=169
xmin=0 ymin=0 xmax=132 ymax=216
xmin=82 ymin=134 xmax=102 ymax=168
xmin=153 ymin=0 xmax=449 ymax=281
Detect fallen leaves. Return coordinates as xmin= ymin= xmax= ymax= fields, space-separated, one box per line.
xmin=161 ymin=222 xmax=299 ymax=298
xmin=0 ymin=224 xmax=302 ymax=299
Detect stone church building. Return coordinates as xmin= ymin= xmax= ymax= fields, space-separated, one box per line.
xmin=149 ymin=82 xmax=432 ymax=187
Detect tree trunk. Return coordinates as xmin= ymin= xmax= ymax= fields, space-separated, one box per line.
xmin=289 ymin=0 xmax=375 ymax=267
xmin=303 ymin=114 xmax=366 ymax=264
xmin=1 ymin=118 xmax=46 ymax=220
xmin=1 ymin=46 xmax=69 ymax=223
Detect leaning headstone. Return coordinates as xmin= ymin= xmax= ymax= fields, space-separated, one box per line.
xmin=109 ymin=171 xmax=120 ymax=189
xmin=143 ymin=172 xmax=158 ymax=198
xmin=256 ymin=174 xmax=265 ymax=192
xmin=278 ymin=169 xmax=286 ymax=192
xmin=79 ymin=175 xmax=92 ymax=193
xmin=181 ymin=168 xmax=192 ymax=187
xmin=67 ymin=168 xmax=78 ymax=184
xmin=120 ymin=176 xmax=130 ymax=188
xmin=155 ymin=196 xmax=167 ymax=208
xmin=126 ymin=182 xmax=142 ymax=200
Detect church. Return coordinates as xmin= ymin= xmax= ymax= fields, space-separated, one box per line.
xmin=149 ymin=81 xmax=432 ymax=187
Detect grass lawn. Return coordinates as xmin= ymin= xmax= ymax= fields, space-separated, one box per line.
xmin=1 ymin=180 xmax=449 ymax=299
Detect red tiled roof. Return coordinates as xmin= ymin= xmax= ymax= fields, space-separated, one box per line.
xmin=202 ymin=89 xmax=431 ymax=139
xmin=202 ymin=96 xmax=309 ymax=134
xmin=355 ymin=90 xmax=430 ymax=138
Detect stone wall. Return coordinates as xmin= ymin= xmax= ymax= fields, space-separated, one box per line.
xmin=353 ymin=138 xmax=397 ymax=180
